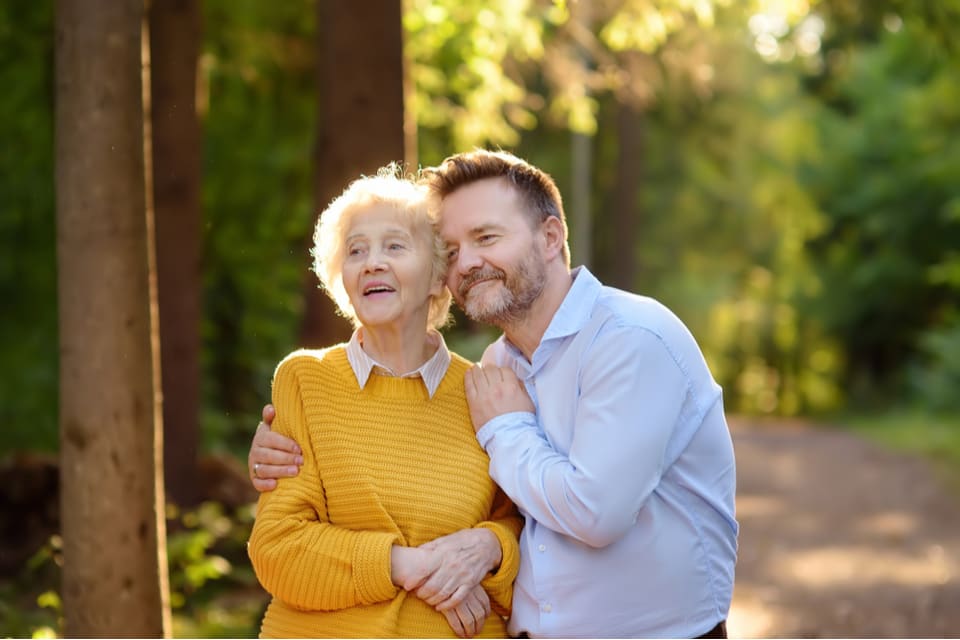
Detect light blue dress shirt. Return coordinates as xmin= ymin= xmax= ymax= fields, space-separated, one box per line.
xmin=477 ymin=267 xmax=738 ymax=638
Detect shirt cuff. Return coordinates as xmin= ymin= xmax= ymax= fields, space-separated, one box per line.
xmin=476 ymin=411 xmax=538 ymax=450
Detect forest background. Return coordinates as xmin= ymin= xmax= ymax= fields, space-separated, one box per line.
xmin=1 ymin=0 xmax=959 ymax=636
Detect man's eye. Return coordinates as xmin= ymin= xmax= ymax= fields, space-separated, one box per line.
xmin=478 ymin=234 xmax=496 ymax=244
xmin=447 ymin=248 xmax=459 ymax=262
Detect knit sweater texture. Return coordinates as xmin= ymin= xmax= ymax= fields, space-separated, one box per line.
xmin=249 ymin=346 xmax=522 ymax=638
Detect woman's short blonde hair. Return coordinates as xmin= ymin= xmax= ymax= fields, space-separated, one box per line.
xmin=311 ymin=164 xmax=452 ymax=330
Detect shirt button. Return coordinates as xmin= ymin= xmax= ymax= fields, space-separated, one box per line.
xmin=538 ymin=544 xmax=546 ymax=552
xmin=542 ymin=603 xmax=552 ymax=613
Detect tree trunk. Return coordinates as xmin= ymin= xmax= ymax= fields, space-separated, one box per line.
xmin=300 ymin=0 xmax=410 ymax=346
xmin=149 ymin=0 xmax=202 ymax=508
xmin=610 ymin=100 xmax=644 ymax=291
xmin=570 ymin=131 xmax=593 ymax=268
xmin=569 ymin=0 xmax=593 ymax=269
xmin=55 ymin=0 xmax=170 ymax=635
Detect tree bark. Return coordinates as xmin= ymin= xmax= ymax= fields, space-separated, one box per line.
xmin=571 ymin=131 xmax=593 ymax=268
xmin=300 ymin=0 xmax=410 ymax=346
xmin=569 ymin=0 xmax=593 ymax=269
xmin=610 ymin=100 xmax=644 ymax=291
xmin=149 ymin=0 xmax=202 ymax=508
xmin=55 ymin=0 xmax=170 ymax=635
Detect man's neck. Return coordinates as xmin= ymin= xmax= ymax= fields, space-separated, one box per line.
xmin=501 ymin=264 xmax=574 ymax=362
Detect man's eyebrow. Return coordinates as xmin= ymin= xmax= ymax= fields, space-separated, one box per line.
xmin=470 ymin=223 xmax=506 ymax=235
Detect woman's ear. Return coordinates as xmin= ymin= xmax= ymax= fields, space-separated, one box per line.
xmin=429 ymin=274 xmax=444 ymax=298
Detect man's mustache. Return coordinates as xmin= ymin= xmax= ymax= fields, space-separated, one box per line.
xmin=458 ymin=267 xmax=506 ymax=298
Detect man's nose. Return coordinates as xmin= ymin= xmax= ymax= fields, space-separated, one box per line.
xmin=455 ymin=245 xmax=483 ymax=274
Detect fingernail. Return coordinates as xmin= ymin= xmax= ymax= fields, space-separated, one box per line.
xmin=296 ymin=455 xmax=304 ymax=465
xmin=288 ymin=466 xmax=299 ymax=475
xmin=294 ymin=445 xmax=302 ymax=455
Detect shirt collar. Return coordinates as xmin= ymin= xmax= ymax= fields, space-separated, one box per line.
xmin=541 ymin=265 xmax=603 ymax=342
xmin=345 ymin=328 xmax=452 ymax=398
xmin=498 ymin=266 xmax=603 ymax=367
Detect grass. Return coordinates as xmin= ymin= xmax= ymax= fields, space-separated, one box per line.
xmin=843 ymin=408 xmax=960 ymax=490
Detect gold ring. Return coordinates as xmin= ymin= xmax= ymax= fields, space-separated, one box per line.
xmin=253 ymin=463 xmax=261 ymax=478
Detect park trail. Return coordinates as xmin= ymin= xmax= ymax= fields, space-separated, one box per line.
xmin=726 ymin=418 xmax=960 ymax=638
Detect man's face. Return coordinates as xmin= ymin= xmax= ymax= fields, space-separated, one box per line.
xmin=438 ymin=178 xmax=546 ymax=328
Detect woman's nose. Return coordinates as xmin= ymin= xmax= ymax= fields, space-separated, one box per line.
xmin=363 ymin=248 xmax=387 ymax=272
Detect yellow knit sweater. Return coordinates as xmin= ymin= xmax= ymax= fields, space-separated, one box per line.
xmin=249 ymin=346 xmax=522 ymax=638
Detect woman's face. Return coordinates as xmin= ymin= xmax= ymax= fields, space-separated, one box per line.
xmin=341 ymin=204 xmax=442 ymax=332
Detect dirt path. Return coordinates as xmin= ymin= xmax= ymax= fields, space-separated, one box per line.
xmin=726 ymin=419 xmax=960 ymax=638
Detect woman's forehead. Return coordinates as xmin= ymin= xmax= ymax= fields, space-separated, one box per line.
xmin=344 ymin=203 xmax=429 ymax=239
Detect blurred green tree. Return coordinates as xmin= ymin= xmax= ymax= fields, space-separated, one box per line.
xmin=800 ymin=13 xmax=960 ymax=404
xmin=0 ymin=1 xmax=58 ymax=453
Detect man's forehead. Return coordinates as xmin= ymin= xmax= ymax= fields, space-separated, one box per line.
xmin=438 ymin=207 xmax=510 ymax=237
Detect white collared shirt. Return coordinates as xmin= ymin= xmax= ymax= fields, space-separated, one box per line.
xmin=477 ymin=266 xmax=738 ymax=638
xmin=344 ymin=328 xmax=452 ymax=398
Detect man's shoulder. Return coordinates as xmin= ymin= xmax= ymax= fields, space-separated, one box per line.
xmin=479 ymin=336 xmax=510 ymax=366
xmin=592 ymin=286 xmax=684 ymax=336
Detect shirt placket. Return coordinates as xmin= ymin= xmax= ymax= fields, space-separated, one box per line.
xmin=520 ymin=345 xmax=561 ymax=631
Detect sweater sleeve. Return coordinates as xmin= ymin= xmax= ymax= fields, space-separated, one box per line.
xmin=475 ymin=486 xmax=523 ymax=617
xmin=248 ymin=355 xmax=402 ymax=611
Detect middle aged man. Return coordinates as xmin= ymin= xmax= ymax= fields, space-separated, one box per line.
xmin=249 ymin=149 xmax=738 ymax=638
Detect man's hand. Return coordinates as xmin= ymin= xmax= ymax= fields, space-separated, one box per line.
xmin=414 ymin=528 xmax=501 ymax=609
xmin=464 ymin=365 xmax=535 ymax=433
xmin=249 ymin=404 xmax=303 ymax=492
xmin=439 ymin=585 xmax=491 ymax=639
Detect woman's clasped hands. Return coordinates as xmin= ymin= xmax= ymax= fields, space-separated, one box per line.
xmin=391 ymin=527 xmax=502 ymax=638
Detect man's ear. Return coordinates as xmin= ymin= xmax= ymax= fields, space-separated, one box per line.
xmin=541 ymin=216 xmax=567 ymax=261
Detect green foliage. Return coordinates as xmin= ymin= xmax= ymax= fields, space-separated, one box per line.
xmin=0 ymin=0 xmax=955 ymax=459
xmin=199 ymin=0 xmax=317 ymax=455
xmin=406 ymin=0 xmax=553 ymax=150
xmin=907 ymin=319 xmax=960 ymax=411
xmin=0 ymin=0 xmax=57 ymax=454
xmin=167 ymin=502 xmax=265 ymax=638
xmin=800 ymin=17 xmax=960 ymax=401
xmin=0 ymin=503 xmax=265 ymax=639
xmin=0 ymin=534 xmax=61 ymax=638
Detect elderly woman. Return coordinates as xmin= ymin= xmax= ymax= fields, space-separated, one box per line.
xmin=248 ymin=166 xmax=521 ymax=639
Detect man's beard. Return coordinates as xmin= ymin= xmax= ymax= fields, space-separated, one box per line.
xmin=457 ymin=251 xmax=546 ymax=328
